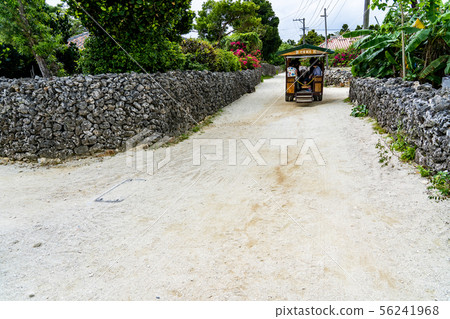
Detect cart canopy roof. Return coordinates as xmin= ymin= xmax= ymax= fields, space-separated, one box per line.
xmin=277 ymin=44 xmax=334 ymax=58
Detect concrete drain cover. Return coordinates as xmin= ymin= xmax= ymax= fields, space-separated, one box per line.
xmin=95 ymin=178 xmax=146 ymax=203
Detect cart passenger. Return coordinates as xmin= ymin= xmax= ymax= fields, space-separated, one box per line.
xmin=311 ymin=64 xmax=322 ymax=77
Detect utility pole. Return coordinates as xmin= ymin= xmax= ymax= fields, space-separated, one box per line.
xmin=293 ymin=18 xmax=307 ymax=44
xmin=320 ymin=8 xmax=329 ymax=69
xmin=363 ymin=0 xmax=370 ymax=29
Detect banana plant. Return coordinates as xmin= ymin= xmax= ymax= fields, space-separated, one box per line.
xmin=344 ymin=0 xmax=450 ymax=86
xmin=403 ymin=1 xmax=450 ymax=83
xmin=343 ymin=29 xmax=401 ymax=78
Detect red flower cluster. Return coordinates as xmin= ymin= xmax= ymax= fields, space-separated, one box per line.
xmin=229 ymin=42 xmax=261 ymax=70
xmin=332 ymin=49 xmax=359 ymax=67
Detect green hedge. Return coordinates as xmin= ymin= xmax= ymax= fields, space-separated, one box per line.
xmin=79 ymin=37 xmax=186 ymax=74
xmin=215 ymin=49 xmax=240 ymax=72
xmin=181 ymin=38 xmax=240 ymax=72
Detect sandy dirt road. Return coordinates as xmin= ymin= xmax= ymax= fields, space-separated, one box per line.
xmin=0 ymin=74 xmax=449 ymax=301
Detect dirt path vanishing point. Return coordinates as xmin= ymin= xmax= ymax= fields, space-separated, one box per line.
xmin=0 ymin=74 xmax=449 ymax=301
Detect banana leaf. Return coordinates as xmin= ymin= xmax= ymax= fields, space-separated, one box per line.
xmin=445 ymin=58 xmax=450 ymax=74
xmin=426 ymin=1 xmax=438 ymax=24
xmin=351 ymin=34 xmax=375 ymax=49
xmin=402 ymin=27 xmax=421 ymax=34
xmin=342 ymin=29 xmax=374 ymax=38
xmin=377 ymin=65 xmax=394 ymax=77
xmin=442 ymin=12 xmax=450 ymax=21
xmin=426 ymin=74 xmax=441 ymax=84
xmin=444 ymin=31 xmax=450 ymax=47
xmin=352 ymin=47 xmax=385 ymax=66
xmin=405 ymin=28 xmax=431 ymax=53
xmin=419 ymin=55 xmax=449 ymax=79
xmin=385 ymin=50 xmax=399 ymax=66
xmin=359 ymin=35 xmax=397 ymax=50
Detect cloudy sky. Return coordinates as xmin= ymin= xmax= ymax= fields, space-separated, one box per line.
xmin=47 ymin=0 xmax=387 ymax=41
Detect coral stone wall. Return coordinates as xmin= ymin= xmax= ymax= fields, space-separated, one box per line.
xmin=350 ymin=77 xmax=450 ymax=172
xmin=0 ymin=69 xmax=262 ymax=160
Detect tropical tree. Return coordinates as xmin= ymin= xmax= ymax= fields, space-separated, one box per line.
xmin=0 ymin=0 xmax=63 ymax=78
xmin=286 ymin=39 xmax=296 ymax=46
xmin=195 ymin=0 xmax=262 ymax=44
xmin=45 ymin=3 xmax=86 ymax=43
xmin=271 ymin=41 xmax=295 ymax=65
xmin=65 ymin=0 xmax=195 ymax=74
xmin=299 ymin=30 xmax=325 ymax=46
xmin=249 ymin=0 xmax=282 ymax=61
xmin=340 ymin=24 xmax=350 ymax=35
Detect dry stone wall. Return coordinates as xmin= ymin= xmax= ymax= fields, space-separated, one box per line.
xmin=350 ymin=77 xmax=450 ymax=172
xmin=325 ymin=68 xmax=352 ymax=87
xmin=0 ymin=69 xmax=262 ymax=160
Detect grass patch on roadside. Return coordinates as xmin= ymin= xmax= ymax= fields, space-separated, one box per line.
xmin=260 ymin=75 xmax=274 ymax=82
xmin=417 ymin=165 xmax=431 ymax=177
xmin=429 ymin=171 xmax=450 ymax=199
xmin=391 ymin=129 xmax=416 ymax=162
xmin=372 ymin=121 xmax=387 ymax=135
xmin=417 ymin=165 xmax=450 ymax=200
xmin=350 ymin=104 xmax=368 ymax=117
xmin=343 ymin=97 xmax=351 ymax=103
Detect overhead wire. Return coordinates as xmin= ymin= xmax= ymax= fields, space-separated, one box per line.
xmin=310 ymin=0 xmax=340 ymax=28
xmin=281 ymin=0 xmax=311 ymax=21
xmin=307 ymin=0 xmax=327 ymax=27
xmin=329 ymin=0 xmax=350 ymax=25
xmin=293 ymin=0 xmax=312 ymax=19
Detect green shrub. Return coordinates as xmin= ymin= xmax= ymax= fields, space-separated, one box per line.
xmin=391 ymin=129 xmax=416 ymax=162
xmin=350 ymin=104 xmax=369 ymax=117
xmin=181 ymin=38 xmax=217 ymax=71
xmin=79 ymin=37 xmax=186 ymax=74
xmin=66 ymin=0 xmax=194 ymax=74
xmin=400 ymin=146 xmax=416 ymax=161
xmin=214 ymin=49 xmax=241 ymax=72
xmin=431 ymin=171 xmax=450 ymax=197
xmin=55 ymin=43 xmax=80 ymax=75
xmin=417 ymin=165 xmax=431 ymax=177
xmin=223 ymin=32 xmax=262 ymax=52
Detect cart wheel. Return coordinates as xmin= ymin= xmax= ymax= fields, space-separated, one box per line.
xmin=319 ymin=95 xmax=323 ymax=101
xmin=289 ymin=95 xmax=294 ymax=102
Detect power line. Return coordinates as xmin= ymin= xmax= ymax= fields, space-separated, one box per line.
xmin=293 ymin=0 xmax=312 ymax=20
xmin=328 ymin=0 xmax=342 ymax=14
xmin=310 ymin=0 xmax=342 ymax=28
xmin=329 ymin=0 xmax=350 ymax=25
xmin=309 ymin=0 xmax=327 ymax=25
xmin=281 ymin=0 xmax=311 ymax=21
